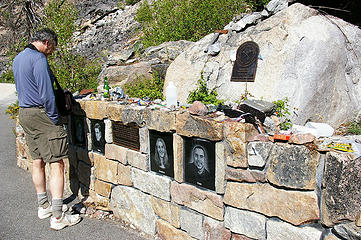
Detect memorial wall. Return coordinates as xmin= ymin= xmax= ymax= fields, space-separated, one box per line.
xmin=15 ymin=100 xmax=361 ymax=240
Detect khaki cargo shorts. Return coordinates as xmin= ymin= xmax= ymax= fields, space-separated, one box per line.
xmin=19 ymin=107 xmax=68 ymax=163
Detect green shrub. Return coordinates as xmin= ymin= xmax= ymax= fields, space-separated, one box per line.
xmin=123 ymin=71 xmax=164 ymax=100
xmin=273 ymin=97 xmax=293 ymax=130
xmin=347 ymin=119 xmax=361 ymax=135
xmin=44 ymin=0 xmax=101 ymax=93
xmin=136 ymin=0 xmax=270 ymax=48
xmin=187 ymin=73 xmax=224 ymax=106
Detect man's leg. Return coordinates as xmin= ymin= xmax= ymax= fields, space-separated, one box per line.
xmin=49 ymin=159 xmax=64 ymax=219
xmin=32 ymin=158 xmax=50 ymax=208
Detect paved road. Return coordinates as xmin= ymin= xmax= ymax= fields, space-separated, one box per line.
xmin=0 ymin=83 xmax=149 ymax=240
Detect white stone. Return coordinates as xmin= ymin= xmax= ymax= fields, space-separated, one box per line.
xmin=267 ymin=219 xmax=323 ymax=240
xmin=165 ymin=3 xmax=361 ymax=128
xmin=266 ymin=0 xmax=288 ymax=14
xmin=215 ymin=142 xmax=226 ymax=193
xmin=104 ymin=119 xmax=112 ymax=143
xmin=247 ymin=142 xmax=273 ymax=168
xmin=131 ymin=168 xmax=171 ymax=201
xmin=224 ymin=207 xmax=266 ymax=240
xmin=180 ymin=208 xmax=203 ymax=239
xmin=110 ymin=186 xmax=156 ymax=235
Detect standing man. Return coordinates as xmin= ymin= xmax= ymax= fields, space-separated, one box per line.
xmin=13 ymin=28 xmax=81 ymax=230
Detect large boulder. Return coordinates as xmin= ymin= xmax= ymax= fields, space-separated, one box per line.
xmin=165 ymin=3 xmax=361 ymax=127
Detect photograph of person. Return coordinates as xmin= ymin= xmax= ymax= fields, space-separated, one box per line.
xmin=150 ymin=131 xmax=174 ymax=177
xmin=91 ymin=120 xmax=105 ymax=153
xmin=184 ymin=138 xmax=215 ymax=190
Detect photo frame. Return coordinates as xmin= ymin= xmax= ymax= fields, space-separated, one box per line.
xmin=184 ymin=137 xmax=215 ymax=191
xmin=91 ymin=119 xmax=105 ymax=154
xmin=149 ymin=130 xmax=174 ymax=178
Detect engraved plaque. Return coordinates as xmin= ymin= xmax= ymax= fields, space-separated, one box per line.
xmin=112 ymin=121 xmax=140 ymax=151
xmin=231 ymin=41 xmax=259 ymax=82
xmin=150 ymin=130 xmax=174 ymax=178
xmin=72 ymin=115 xmax=86 ymax=147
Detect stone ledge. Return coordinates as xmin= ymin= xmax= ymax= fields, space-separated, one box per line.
xmin=156 ymin=219 xmax=195 ymax=240
xmin=224 ymin=182 xmax=319 ymax=225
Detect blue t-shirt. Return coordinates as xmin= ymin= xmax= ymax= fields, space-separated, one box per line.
xmin=13 ymin=47 xmax=59 ymax=124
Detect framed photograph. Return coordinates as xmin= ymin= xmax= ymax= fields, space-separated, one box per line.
xmin=72 ymin=115 xmax=86 ymax=147
xmin=91 ymin=119 xmax=105 ymax=154
xmin=150 ymin=130 xmax=174 ymax=178
xmin=184 ymin=137 xmax=215 ymax=191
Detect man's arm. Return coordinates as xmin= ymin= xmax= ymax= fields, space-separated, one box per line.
xmin=33 ymin=57 xmax=59 ymax=124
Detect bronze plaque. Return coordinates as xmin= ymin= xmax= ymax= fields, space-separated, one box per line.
xmin=231 ymin=41 xmax=259 ymax=82
xmin=112 ymin=121 xmax=140 ymax=151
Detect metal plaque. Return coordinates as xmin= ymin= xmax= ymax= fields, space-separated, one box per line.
xmin=91 ymin=119 xmax=105 ymax=154
xmin=112 ymin=121 xmax=140 ymax=151
xmin=231 ymin=41 xmax=259 ymax=82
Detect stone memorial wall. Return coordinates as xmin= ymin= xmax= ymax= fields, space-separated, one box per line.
xmin=15 ymin=100 xmax=361 ymax=240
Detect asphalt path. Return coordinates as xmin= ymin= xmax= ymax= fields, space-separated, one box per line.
xmin=0 ymin=83 xmax=148 ymax=240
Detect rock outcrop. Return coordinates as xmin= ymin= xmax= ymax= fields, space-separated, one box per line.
xmin=165 ymin=3 xmax=361 ymax=128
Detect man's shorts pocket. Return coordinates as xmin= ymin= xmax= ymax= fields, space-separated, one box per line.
xmin=48 ymin=131 xmax=68 ymax=158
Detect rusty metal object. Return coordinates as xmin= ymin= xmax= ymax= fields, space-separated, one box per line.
xmin=231 ymin=41 xmax=259 ymax=82
xmin=112 ymin=121 xmax=140 ymax=151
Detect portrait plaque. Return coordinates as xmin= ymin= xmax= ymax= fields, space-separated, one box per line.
xmin=150 ymin=130 xmax=174 ymax=178
xmin=112 ymin=121 xmax=140 ymax=151
xmin=184 ymin=137 xmax=215 ymax=191
xmin=230 ymin=41 xmax=259 ymax=82
xmin=72 ymin=115 xmax=86 ymax=147
xmin=91 ymin=119 xmax=105 ymax=154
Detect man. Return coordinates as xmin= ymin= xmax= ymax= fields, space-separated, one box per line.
xmin=191 ymin=145 xmax=211 ymax=182
xmin=13 ymin=28 xmax=81 ymax=230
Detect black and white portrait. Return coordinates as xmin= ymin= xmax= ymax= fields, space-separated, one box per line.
xmin=184 ymin=137 xmax=215 ymax=190
xmin=150 ymin=131 xmax=174 ymax=177
xmin=91 ymin=119 xmax=105 ymax=154
xmin=73 ymin=115 xmax=85 ymax=146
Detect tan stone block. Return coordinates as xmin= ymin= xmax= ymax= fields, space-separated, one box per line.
xmin=16 ymin=138 xmax=26 ymax=158
xmin=224 ymin=182 xmax=319 ymax=225
xmin=84 ymin=100 xmax=108 ymax=120
xmin=226 ymin=168 xmax=266 ymax=183
xmin=156 ymin=219 xmax=195 ymax=240
xmin=121 ymin=105 xmax=150 ymax=127
xmin=231 ymin=233 xmax=253 ymax=240
xmin=77 ymin=100 xmax=86 ymax=110
xmin=151 ymin=196 xmax=180 ymax=228
xmin=174 ymin=134 xmax=184 ymax=183
xmin=94 ymin=179 xmax=112 ymax=198
xmin=87 ymin=189 xmax=111 ymax=211
xmin=171 ymin=182 xmax=224 ymax=221
xmin=117 ymin=163 xmax=132 ymax=186
xmin=203 ymin=216 xmax=231 ymax=240
xmin=147 ymin=109 xmax=176 ymax=132
xmin=224 ymin=122 xmax=258 ymax=143
xmin=224 ymin=122 xmax=251 ymax=168
xmin=176 ymin=111 xmax=223 ymax=141
xmin=94 ymin=155 xmax=118 ymax=183
xmin=105 ymin=143 xmax=128 ymax=164
xmin=127 ymin=149 xmax=148 ymax=171
xmin=356 ymin=211 xmax=361 ymax=227
xmin=77 ymin=160 xmax=92 ymax=187
xmin=139 ymin=127 xmax=149 ymax=154
xmin=107 ymin=103 xmax=124 ymax=122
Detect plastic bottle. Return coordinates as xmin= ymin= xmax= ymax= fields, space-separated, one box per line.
xmin=166 ymin=81 xmax=177 ymax=108
xmin=103 ymin=76 xmax=110 ymax=98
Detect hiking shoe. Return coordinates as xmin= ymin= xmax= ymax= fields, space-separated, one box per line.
xmin=50 ymin=212 xmax=81 ymax=230
xmin=38 ymin=204 xmax=68 ymax=219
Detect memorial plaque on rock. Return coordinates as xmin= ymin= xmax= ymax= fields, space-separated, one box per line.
xmin=112 ymin=121 xmax=140 ymax=151
xmin=91 ymin=119 xmax=105 ymax=154
xmin=231 ymin=41 xmax=259 ymax=82
xmin=184 ymin=137 xmax=215 ymax=191
xmin=150 ymin=130 xmax=174 ymax=178
xmin=72 ymin=115 xmax=86 ymax=147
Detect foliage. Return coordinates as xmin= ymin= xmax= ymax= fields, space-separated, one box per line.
xmin=125 ymin=0 xmax=141 ymax=6
xmin=346 ymin=118 xmax=361 ymax=135
xmin=43 ymin=0 xmax=102 ymax=93
xmin=123 ymin=71 xmax=164 ymax=100
xmin=273 ymin=97 xmax=293 ymax=130
xmin=5 ymin=101 xmax=19 ymax=119
xmin=136 ymin=0 xmax=270 ymax=48
xmin=187 ymin=74 xmax=224 ymax=106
